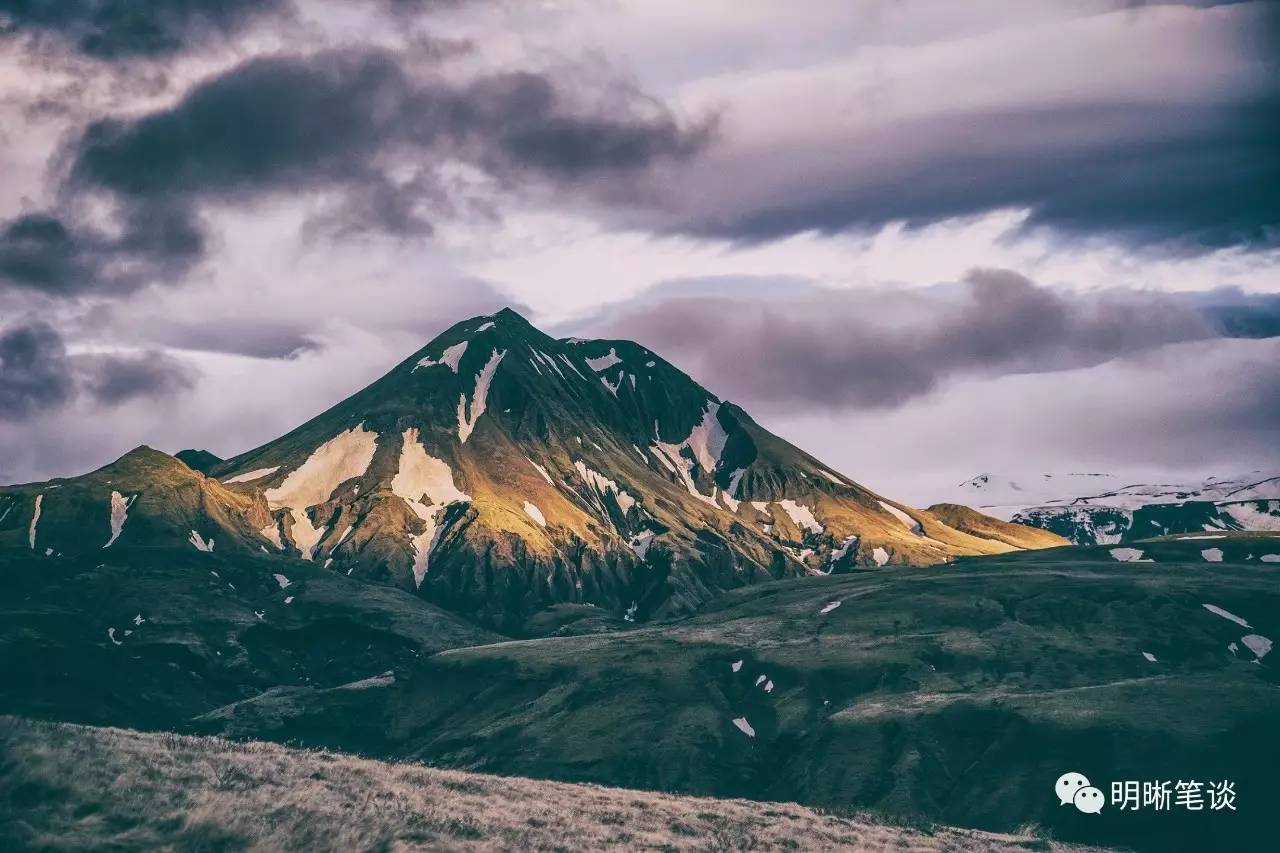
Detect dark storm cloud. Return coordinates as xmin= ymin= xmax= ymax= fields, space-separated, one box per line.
xmin=495 ymin=95 xmax=712 ymax=176
xmin=1191 ymin=288 xmax=1280 ymax=339
xmin=590 ymin=271 xmax=1274 ymax=412
xmin=0 ymin=48 xmax=714 ymax=297
xmin=0 ymin=0 xmax=289 ymax=59
xmin=0 ymin=214 xmax=88 ymax=293
xmin=658 ymin=1 xmax=1280 ymax=250
xmin=0 ymin=205 xmax=203 ymax=297
xmin=0 ymin=320 xmax=75 ymax=419
xmin=0 ymin=319 xmax=197 ymax=420
xmin=687 ymin=99 xmax=1280 ymax=249
xmin=69 ymin=54 xmax=712 ymax=201
xmin=75 ymin=349 xmax=197 ymax=403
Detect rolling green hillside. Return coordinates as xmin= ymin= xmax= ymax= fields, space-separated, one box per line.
xmin=193 ymin=535 xmax=1280 ymax=852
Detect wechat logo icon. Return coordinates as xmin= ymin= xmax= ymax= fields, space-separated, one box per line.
xmin=1056 ymin=772 xmax=1105 ymax=814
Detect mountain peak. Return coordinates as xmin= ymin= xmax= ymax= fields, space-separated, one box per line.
xmin=402 ymin=308 xmax=547 ymax=366
xmin=175 ymin=448 xmax=224 ymax=474
xmin=116 ymin=445 xmax=171 ymax=465
xmin=453 ymin=306 xmax=534 ymax=333
xmin=93 ymin=445 xmax=198 ymax=482
xmin=3 ymin=307 xmax=1069 ymax=631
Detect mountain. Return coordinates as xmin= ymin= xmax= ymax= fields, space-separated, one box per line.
xmin=923 ymin=502 xmax=1069 ymax=549
xmin=0 ymin=303 xmax=1273 ymax=851
xmin=175 ymin=448 xmax=223 ymax=474
xmin=0 ymin=308 xmax=1060 ymax=633
xmin=1 ymin=445 xmax=274 ymax=557
xmin=946 ymin=471 xmax=1280 ymax=545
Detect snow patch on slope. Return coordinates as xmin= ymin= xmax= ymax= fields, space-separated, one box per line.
xmin=289 ymin=514 xmax=327 ymax=560
xmin=558 ymin=353 xmax=587 ymax=380
xmin=528 ymin=458 xmax=555 ymax=486
xmin=830 ymin=534 xmax=859 ymax=566
xmin=1203 ymin=603 xmax=1250 ymax=628
xmin=523 ymin=501 xmax=547 ymax=527
xmin=684 ymin=403 xmax=728 ymax=473
xmin=574 ymin=461 xmax=637 ymax=514
xmin=414 ymin=340 xmax=469 ymax=374
xmin=457 ymin=349 xmax=506 ymax=444
xmin=260 ymin=521 xmax=284 ymax=550
xmin=585 ymin=349 xmax=622 ymax=372
xmin=777 ymin=499 xmax=823 ymax=534
xmin=392 ymin=428 xmax=472 ymax=587
xmin=1242 ymin=634 xmax=1272 ymax=660
xmin=1222 ymin=501 xmax=1280 ymax=531
xmin=648 ymin=445 xmax=677 ymax=474
xmin=265 ymin=425 xmax=378 ymax=512
xmin=726 ymin=467 xmax=747 ymax=499
xmin=223 ymin=466 xmax=281 ymax=485
xmin=878 ymin=500 xmax=924 ymax=536
xmin=28 ymin=494 xmax=42 ymax=549
xmin=652 ymin=404 xmax=729 ymax=510
xmin=628 ymin=530 xmax=655 ymax=559
xmin=103 ymin=490 xmax=135 ymax=548
xmin=652 ymin=441 xmax=720 ymax=509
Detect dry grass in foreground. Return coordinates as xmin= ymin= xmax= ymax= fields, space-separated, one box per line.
xmin=0 ymin=716 xmax=1101 ymax=852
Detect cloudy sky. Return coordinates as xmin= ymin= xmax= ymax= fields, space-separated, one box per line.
xmin=1 ymin=0 xmax=1277 ymax=503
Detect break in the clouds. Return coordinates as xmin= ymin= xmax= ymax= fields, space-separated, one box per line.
xmin=587 ymin=271 xmax=1273 ymax=411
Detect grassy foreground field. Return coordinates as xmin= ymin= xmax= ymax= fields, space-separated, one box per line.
xmin=0 ymin=716 xmax=1099 ymax=852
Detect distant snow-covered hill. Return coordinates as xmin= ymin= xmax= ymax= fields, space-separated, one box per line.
xmin=946 ymin=471 xmax=1280 ymax=544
